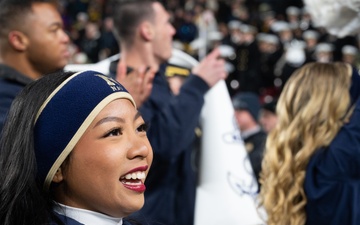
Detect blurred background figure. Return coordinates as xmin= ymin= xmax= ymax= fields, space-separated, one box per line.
xmin=226 ymin=20 xmax=243 ymax=47
xmin=98 ymin=17 xmax=119 ymax=60
xmin=257 ymin=33 xmax=282 ymax=100
xmin=232 ymin=92 xmax=266 ymax=189
xmin=341 ymin=45 xmax=359 ymax=67
xmin=259 ymin=10 xmax=276 ymax=33
xmin=274 ymin=40 xmax=306 ymax=90
xmin=285 ymin=6 xmax=300 ymax=28
xmin=259 ymin=98 xmax=278 ymax=133
xmin=299 ymin=6 xmax=315 ymax=31
xmin=314 ymin=42 xmax=334 ymax=63
xmin=69 ymin=12 xmax=88 ymax=47
xmin=78 ymin=22 xmax=101 ymax=63
xmin=272 ymin=21 xmax=294 ymax=45
xmin=231 ymin=23 xmax=262 ymax=95
xmin=302 ymin=30 xmax=320 ymax=62
xmin=176 ymin=10 xmax=198 ymax=46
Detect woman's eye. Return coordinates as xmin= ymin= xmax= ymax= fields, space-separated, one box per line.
xmin=137 ymin=123 xmax=149 ymax=132
xmin=104 ymin=128 xmax=122 ymax=137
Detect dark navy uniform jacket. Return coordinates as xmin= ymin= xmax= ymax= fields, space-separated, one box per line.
xmin=129 ymin=64 xmax=209 ymax=225
xmin=0 ymin=64 xmax=32 ymax=133
xmin=305 ymin=67 xmax=360 ymax=225
xmin=243 ymin=129 xmax=266 ymax=190
xmin=52 ymin=213 xmax=84 ymax=225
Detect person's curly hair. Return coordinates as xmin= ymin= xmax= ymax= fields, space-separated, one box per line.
xmin=259 ymin=62 xmax=352 ymax=225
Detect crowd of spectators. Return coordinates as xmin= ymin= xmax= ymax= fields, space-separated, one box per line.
xmin=60 ymin=0 xmax=360 ymax=101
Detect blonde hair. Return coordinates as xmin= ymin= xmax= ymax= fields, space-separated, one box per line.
xmin=259 ymin=62 xmax=352 ymax=225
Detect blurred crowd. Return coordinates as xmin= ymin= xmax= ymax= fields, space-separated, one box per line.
xmin=2 ymin=1 xmax=358 ymax=224
xmin=60 ymin=0 xmax=360 ymax=103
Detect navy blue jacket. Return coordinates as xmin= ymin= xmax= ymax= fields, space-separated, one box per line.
xmin=129 ymin=64 xmax=209 ymax=225
xmin=243 ymin=129 xmax=267 ymax=190
xmin=52 ymin=213 xmax=84 ymax=225
xmin=305 ymin=67 xmax=360 ymax=225
xmin=0 ymin=64 xmax=32 ymax=134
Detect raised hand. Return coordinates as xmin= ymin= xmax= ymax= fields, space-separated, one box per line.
xmin=191 ymin=48 xmax=228 ymax=88
xmin=116 ymin=60 xmax=155 ymax=107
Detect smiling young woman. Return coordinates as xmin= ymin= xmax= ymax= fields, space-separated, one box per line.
xmin=0 ymin=70 xmax=153 ymax=225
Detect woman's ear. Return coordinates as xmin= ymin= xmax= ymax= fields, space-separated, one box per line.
xmin=8 ymin=31 xmax=29 ymax=51
xmin=52 ymin=167 xmax=64 ymax=183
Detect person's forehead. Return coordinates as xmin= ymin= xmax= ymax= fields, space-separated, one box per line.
xmin=30 ymin=2 xmax=60 ymax=20
xmin=153 ymin=2 xmax=169 ymax=20
xmin=25 ymin=2 xmax=62 ymax=30
xmin=31 ymin=2 xmax=57 ymax=12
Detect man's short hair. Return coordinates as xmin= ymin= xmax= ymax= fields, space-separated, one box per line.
xmin=111 ymin=0 xmax=155 ymax=45
xmin=0 ymin=0 xmax=58 ymax=38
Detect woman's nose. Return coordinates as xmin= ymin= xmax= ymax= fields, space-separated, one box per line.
xmin=127 ymin=135 xmax=152 ymax=160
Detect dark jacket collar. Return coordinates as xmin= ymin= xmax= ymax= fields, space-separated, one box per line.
xmin=0 ymin=63 xmax=33 ymax=85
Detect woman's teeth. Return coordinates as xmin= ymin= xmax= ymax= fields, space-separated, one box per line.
xmin=122 ymin=171 xmax=146 ymax=180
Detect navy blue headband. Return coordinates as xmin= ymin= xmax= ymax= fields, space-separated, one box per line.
xmin=34 ymin=70 xmax=136 ymax=190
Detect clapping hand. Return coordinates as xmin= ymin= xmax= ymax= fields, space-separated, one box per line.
xmin=116 ymin=60 xmax=155 ymax=107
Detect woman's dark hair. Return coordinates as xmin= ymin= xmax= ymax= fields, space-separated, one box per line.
xmin=0 ymin=71 xmax=75 ymax=225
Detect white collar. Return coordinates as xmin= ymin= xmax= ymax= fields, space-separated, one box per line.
xmin=54 ymin=202 xmax=123 ymax=225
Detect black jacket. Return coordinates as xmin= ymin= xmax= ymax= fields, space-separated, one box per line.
xmin=0 ymin=64 xmax=33 ymax=134
xmin=243 ymin=129 xmax=267 ymax=189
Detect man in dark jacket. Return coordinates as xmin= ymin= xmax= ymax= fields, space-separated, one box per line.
xmin=0 ymin=0 xmax=70 ymax=133
xmin=112 ymin=1 xmax=227 ymax=224
xmin=232 ymin=92 xmax=267 ymax=189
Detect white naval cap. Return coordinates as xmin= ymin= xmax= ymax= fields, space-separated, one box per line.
xmin=271 ymin=20 xmax=290 ymax=33
xmin=240 ymin=24 xmax=258 ymax=33
xmin=208 ymin=31 xmax=223 ymax=41
xmin=303 ymin=30 xmax=320 ymax=40
xmin=257 ymin=33 xmax=279 ymax=45
xmin=189 ymin=38 xmax=206 ymax=50
xmin=228 ymin=20 xmax=242 ymax=30
xmin=286 ymin=6 xmax=300 ymax=16
xmin=315 ymin=43 xmax=334 ymax=53
xmin=342 ymin=45 xmax=358 ymax=55
xmin=218 ymin=44 xmax=235 ymax=58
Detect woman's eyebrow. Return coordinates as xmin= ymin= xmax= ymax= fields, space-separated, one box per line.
xmin=94 ymin=116 xmax=125 ymax=128
xmin=134 ymin=111 xmax=142 ymax=121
